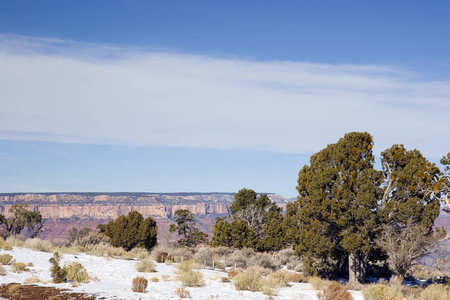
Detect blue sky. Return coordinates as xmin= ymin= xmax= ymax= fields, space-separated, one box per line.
xmin=0 ymin=1 xmax=449 ymax=197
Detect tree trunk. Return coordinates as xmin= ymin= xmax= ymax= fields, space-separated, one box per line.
xmin=349 ymin=252 xmax=366 ymax=285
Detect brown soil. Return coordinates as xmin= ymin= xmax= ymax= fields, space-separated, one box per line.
xmin=0 ymin=283 xmax=100 ymax=300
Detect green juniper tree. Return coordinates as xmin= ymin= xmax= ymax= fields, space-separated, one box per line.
xmin=169 ymin=209 xmax=208 ymax=248
xmin=99 ymin=211 xmax=157 ymax=251
xmin=293 ymin=132 xmax=381 ymax=283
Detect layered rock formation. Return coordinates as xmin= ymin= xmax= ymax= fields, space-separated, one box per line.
xmin=0 ymin=192 xmax=288 ymax=241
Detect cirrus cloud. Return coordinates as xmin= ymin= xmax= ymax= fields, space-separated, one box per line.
xmin=0 ymin=34 xmax=449 ymax=158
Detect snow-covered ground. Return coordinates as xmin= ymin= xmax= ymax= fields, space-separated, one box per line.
xmin=0 ymin=247 xmax=364 ymax=300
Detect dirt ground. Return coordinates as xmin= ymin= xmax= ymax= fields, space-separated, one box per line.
xmin=0 ymin=283 xmax=99 ymax=300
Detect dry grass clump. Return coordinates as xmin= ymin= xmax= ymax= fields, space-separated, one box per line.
xmin=268 ymin=270 xmax=293 ymax=287
xmin=150 ymin=277 xmax=159 ymax=282
xmin=290 ymin=272 xmax=308 ymax=283
xmin=57 ymin=245 xmax=84 ymax=255
xmin=176 ymin=260 xmax=196 ymax=273
xmin=420 ymin=284 xmax=450 ymax=300
xmin=178 ymin=270 xmax=205 ymax=287
xmin=194 ymin=247 xmax=213 ymax=267
xmin=308 ymin=276 xmax=329 ymax=290
xmin=232 ymin=270 xmax=263 ymax=292
xmin=248 ymin=252 xmax=280 ymax=272
xmin=246 ymin=265 xmax=273 ymax=276
xmin=127 ymin=247 xmax=151 ymax=260
xmin=362 ymin=284 xmax=404 ymax=300
xmin=11 ymin=262 xmax=29 ymax=273
xmin=161 ymin=274 xmax=171 ymax=281
xmin=317 ymin=281 xmax=352 ymax=300
xmin=24 ymin=276 xmax=41 ymax=284
xmin=220 ymin=277 xmax=230 ymax=283
xmin=132 ymin=276 xmax=148 ymax=293
xmin=23 ymin=238 xmax=53 ymax=252
xmin=7 ymin=283 xmax=21 ymax=296
xmin=135 ymin=259 xmax=157 ymax=273
xmin=6 ymin=235 xmax=26 ymax=247
xmin=65 ymin=262 xmax=90 ymax=283
xmin=85 ymin=242 xmax=125 ymax=257
xmin=1 ymin=241 xmax=13 ymax=250
xmin=175 ymin=286 xmax=191 ymax=298
xmin=225 ymin=248 xmax=255 ymax=268
xmin=0 ymin=253 xmax=14 ymax=265
xmin=0 ymin=265 xmax=6 ymax=276
xmin=227 ymin=268 xmax=243 ymax=279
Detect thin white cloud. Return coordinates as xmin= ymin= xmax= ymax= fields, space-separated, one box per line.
xmin=0 ymin=34 xmax=449 ymax=158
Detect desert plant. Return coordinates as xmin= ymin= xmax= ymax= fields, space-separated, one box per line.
xmin=220 ymin=277 xmax=230 ymax=282
xmin=0 ymin=265 xmax=6 ymax=276
xmin=11 ymin=261 xmax=29 ymax=273
xmin=261 ymin=276 xmax=284 ymax=297
xmin=176 ymin=260 xmax=195 ymax=273
xmin=0 ymin=253 xmax=13 ymax=265
xmin=24 ymin=276 xmax=41 ymax=284
xmin=227 ymin=268 xmax=242 ymax=279
xmin=175 ymin=286 xmax=191 ymax=298
xmin=268 ymin=270 xmax=292 ymax=287
xmin=309 ymin=276 xmax=328 ymax=290
xmin=232 ymin=271 xmax=262 ymax=292
xmin=248 ymin=252 xmax=280 ymax=271
xmin=135 ymin=259 xmax=157 ymax=273
xmin=317 ymin=281 xmax=353 ymax=300
xmin=23 ymin=238 xmax=53 ymax=252
xmin=65 ymin=262 xmax=89 ymax=283
xmin=161 ymin=274 xmax=171 ymax=281
xmin=178 ymin=270 xmax=205 ymax=287
xmin=150 ymin=277 xmax=159 ymax=282
xmin=2 ymin=241 xmax=13 ymax=250
xmin=132 ymin=276 xmax=148 ymax=293
xmin=290 ymin=272 xmax=308 ymax=283
xmin=49 ymin=252 xmax=67 ymax=283
xmin=194 ymin=247 xmax=214 ymax=267
xmin=128 ymin=247 xmax=151 ymax=260
xmin=246 ymin=265 xmax=273 ymax=276
xmin=362 ymin=284 xmax=403 ymax=300
xmin=7 ymin=283 xmax=21 ymax=296
xmin=420 ymin=284 xmax=450 ymax=300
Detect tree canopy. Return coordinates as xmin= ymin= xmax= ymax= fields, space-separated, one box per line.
xmin=169 ymin=209 xmax=208 ymax=248
xmin=0 ymin=204 xmax=44 ymax=238
xmin=287 ymin=132 xmax=446 ymax=284
xmin=99 ymin=211 xmax=157 ymax=251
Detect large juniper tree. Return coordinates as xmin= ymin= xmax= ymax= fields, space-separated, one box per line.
xmin=294 ymin=132 xmax=381 ymax=284
xmin=291 ymin=132 xmax=446 ymax=284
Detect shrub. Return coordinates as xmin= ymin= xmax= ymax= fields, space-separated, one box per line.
xmin=248 ymin=252 xmax=280 ymax=272
xmin=225 ymin=248 xmax=255 ymax=268
xmin=101 ymin=211 xmax=157 ymax=251
xmin=136 ymin=259 xmax=157 ymax=273
xmin=268 ymin=270 xmax=292 ymax=287
xmin=309 ymin=276 xmax=328 ymax=290
xmin=178 ymin=270 xmax=205 ymax=287
xmin=132 ymin=276 xmax=148 ymax=293
xmin=150 ymin=277 xmax=159 ymax=282
xmin=317 ymin=281 xmax=353 ymax=300
xmin=65 ymin=262 xmax=89 ymax=283
xmin=220 ymin=277 xmax=230 ymax=283
xmin=24 ymin=276 xmax=41 ymax=284
xmin=227 ymin=269 xmax=242 ymax=279
xmin=172 ymin=247 xmax=193 ymax=263
xmin=232 ymin=271 xmax=262 ymax=292
xmin=161 ymin=274 xmax=171 ymax=281
xmin=194 ymin=247 xmax=213 ymax=267
xmin=176 ymin=260 xmax=195 ymax=273
xmin=362 ymin=284 xmax=404 ymax=300
xmin=420 ymin=284 xmax=450 ymax=300
xmin=49 ymin=252 xmax=66 ymax=283
xmin=23 ymin=238 xmax=53 ymax=252
xmin=0 ymin=265 xmax=6 ymax=276
xmin=7 ymin=284 xmax=21 ymax=296
xmin=0 ymin=254 xmax=13 ymax=265
xmin=11 ymin=262 xmax=29 ymax=273
xmin=2 ymin=241 xmax=13 ymax=250
xmin=175 ymin=286 xmax=191 ymax=298
xmin=290 ymin=272 xmax=308 ymax=283
xmin=128 ymin=247 xmax=151 ymax=260
xmin=246 ymin=265 xmax=273 ymax=276
xmin=261 ymin=276 xmax=283 ymax=297
xmin=77 ymin=231 xmax=111 ymax=247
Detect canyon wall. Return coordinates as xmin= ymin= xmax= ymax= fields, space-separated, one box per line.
xmin=0 ymin=193 xmax=287 ymax=241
